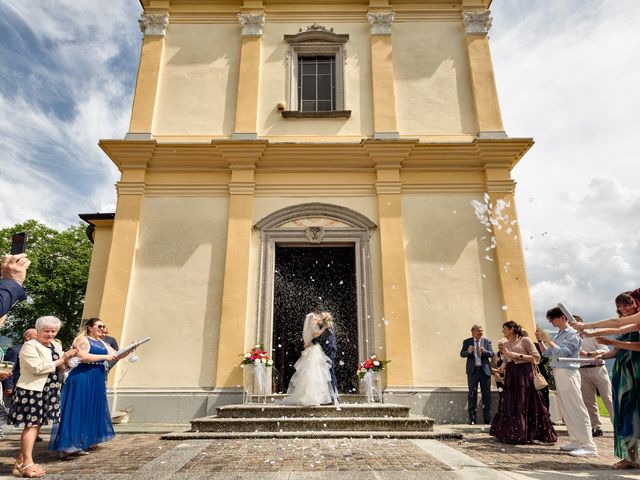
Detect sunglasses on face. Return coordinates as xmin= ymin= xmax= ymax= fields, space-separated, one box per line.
xmin=95 ymin=325 xmax=106 ymax=330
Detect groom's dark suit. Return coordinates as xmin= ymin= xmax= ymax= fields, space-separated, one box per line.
xmin=312 ymin=328 xmax=338 ymax=397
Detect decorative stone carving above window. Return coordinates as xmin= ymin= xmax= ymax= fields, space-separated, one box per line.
xmin=284 ymin=23 xmax=349 ymax=44
xmin=282 ymin=25 xmax=350 ymax=119
xmin=463 ymin=11 xmax=493 ymax=35
xmin=138 ymin=13 xmax=169 ymax=37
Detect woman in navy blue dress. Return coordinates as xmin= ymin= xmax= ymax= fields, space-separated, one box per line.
xmin=49 ymin=318 xmax=130 ymax=455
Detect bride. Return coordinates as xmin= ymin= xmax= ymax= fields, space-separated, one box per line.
xmin=282 ymin=312 xmax=335 ymax=405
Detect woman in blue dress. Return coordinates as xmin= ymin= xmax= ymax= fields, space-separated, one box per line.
xmin=49 ymin=317 xmax=131 ymax=456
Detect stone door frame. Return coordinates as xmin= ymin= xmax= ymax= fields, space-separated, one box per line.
xmin=254 ymin=203 xmax=377 ymax=391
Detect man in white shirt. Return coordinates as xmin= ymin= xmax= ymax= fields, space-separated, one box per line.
xmin=537 ymin=307 xmax=597 ymax=457
xmin=575 ymin=315 xmax=614 ymax=437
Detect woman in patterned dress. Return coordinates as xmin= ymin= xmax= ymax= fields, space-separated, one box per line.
xmin=8 ymin=316 xmax=77 ymax=478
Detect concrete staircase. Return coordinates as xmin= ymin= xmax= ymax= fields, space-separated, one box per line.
xmin=162 ymin=398 xmax=455 ymax=440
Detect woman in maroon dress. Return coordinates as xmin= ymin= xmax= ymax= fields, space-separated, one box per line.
xmin=490 ymin=321 xmax=557 ymax=445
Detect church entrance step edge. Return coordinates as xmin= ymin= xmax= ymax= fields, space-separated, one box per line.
xmin=190 ymin=416 xmax=434 ymax=432
xmin=216 ymin=404 xmax=411 ymax=418
xmin=162 ymin=429 xmax=458 ymax=440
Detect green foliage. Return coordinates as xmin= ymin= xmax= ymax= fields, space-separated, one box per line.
xmin=596 ymin=395 xmax=610 ymax=418
xmin=543 ymin=362 xmax=556 ymax=390
xmin=0 ymin=220 xmax=92 ymax=348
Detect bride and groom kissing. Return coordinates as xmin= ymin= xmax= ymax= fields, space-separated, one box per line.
xmin=282 ymin=311 xmax=339 ymax=406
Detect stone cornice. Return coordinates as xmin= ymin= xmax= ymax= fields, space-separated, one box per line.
xmin=213 ymin=140 xmax=269 ymax=169
xmin=99 ymin=140 xmax=156 ymax=170
xmin=98 ymin=138 xmax=533 ymax=173
xmin=363 ymin=139 xmax=417 ymax=168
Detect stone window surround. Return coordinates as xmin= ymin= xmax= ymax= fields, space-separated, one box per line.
xmin=283 ymin=29 xmax=351 ymax=119
xmin=254 ymin=203 xmax=377 ymax=385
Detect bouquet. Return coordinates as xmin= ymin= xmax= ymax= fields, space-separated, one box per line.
xmin=357 ymin=354 xmax=390 ymax=379
xmin=240 ymin=344 xmax=274 ymax=367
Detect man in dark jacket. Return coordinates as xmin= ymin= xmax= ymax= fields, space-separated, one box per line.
xmin=460 ymin=324 xmax=494 ymax=424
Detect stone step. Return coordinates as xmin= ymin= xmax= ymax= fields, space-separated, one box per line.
xmin=163 ymin=429 xmax=460 ymax=440
xmin=251 ymin=394 xmax=370 ymax=403
xmin=216 ymin=403 xmax=411 ymax=419
xmin=190 ymin=416 xmax=434 ymax=433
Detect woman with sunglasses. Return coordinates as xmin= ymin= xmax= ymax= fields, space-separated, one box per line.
xmin=49 ymin=318 xmax=130 ymax=456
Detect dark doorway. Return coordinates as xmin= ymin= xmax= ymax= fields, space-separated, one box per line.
xmin=273 ymin=245 xmax=358 ymax=394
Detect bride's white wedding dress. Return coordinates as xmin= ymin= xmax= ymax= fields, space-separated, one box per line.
xmin=282 ymin=314 xmax=335 ymax=406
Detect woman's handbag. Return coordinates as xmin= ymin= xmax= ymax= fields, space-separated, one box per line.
xmin=532 ymin=363 xmax=548 ymax=390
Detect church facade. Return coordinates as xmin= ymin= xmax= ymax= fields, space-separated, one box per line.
xmin=82 ymin=0 xmax=535 ymax=423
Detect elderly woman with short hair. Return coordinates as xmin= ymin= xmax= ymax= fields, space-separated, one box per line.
xmin=8 ymin=316 xmax=77 ymax=478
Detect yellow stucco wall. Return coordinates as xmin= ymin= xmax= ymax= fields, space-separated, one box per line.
xmin=393 ymin=22 xmax=477 ymax=136
xmin=82 ymin=224 xmax=113 ymax=319
xmin=402 ymin=195 xmax=505 ymax=387
xmin=153 ymin=24 xmax=241 ymax=137
xmin=150 ymin=20 xmax=477 ymax=139
xmin=258 ymin=23 xmax=373 ymax=137
xmin=119 ymin=197 xmax=229 ymax=387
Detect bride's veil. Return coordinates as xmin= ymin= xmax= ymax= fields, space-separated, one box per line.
xmin=302 ymin=312 xmax=318 ymax=344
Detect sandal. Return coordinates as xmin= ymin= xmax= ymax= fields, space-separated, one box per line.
xmin=18 ymin=463 xmax=45 ymax=478
xmin=613 ymin=459 xmax=639 ymax=470
xmin=12 ymin=461 xmax=23 ymax=476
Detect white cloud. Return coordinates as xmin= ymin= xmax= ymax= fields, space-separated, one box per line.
xmin=491 ymin=1 xmax=640 ymax=323
xmin=0 ymin=0 xmax=140 ymax=229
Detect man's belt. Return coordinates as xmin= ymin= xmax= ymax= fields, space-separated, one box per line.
xmin=580 ymin=364 xmax=602 ymax=369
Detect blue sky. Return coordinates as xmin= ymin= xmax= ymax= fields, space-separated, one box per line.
xmin=0 ymin=0 xmax=638 ymax=324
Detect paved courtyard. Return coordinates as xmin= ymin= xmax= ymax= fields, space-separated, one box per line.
xmin=1 ymin=429 xmax=639 ymax=479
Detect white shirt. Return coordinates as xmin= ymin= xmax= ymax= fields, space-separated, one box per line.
xmin=580 ymin=335 xmax=610 ymax=355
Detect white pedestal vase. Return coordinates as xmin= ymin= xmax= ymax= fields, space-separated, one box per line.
xmin=243 ymin=363 xmax=269 ymax=404
xmin=361 ymin=371 xmax=383 ymax=403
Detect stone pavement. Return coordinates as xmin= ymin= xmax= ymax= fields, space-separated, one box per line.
xmin=1 ymin=426 xmax=640 ymax=480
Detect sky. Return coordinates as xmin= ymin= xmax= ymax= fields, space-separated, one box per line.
xmin=0 ymin=0 xmax=638 ymax=325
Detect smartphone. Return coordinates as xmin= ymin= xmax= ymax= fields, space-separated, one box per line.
xmin=10 ymin=232 xmax=27 ymax=255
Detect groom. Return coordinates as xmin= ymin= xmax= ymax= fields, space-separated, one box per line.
xmin=312 ymin=311 xmax=338 ymax=402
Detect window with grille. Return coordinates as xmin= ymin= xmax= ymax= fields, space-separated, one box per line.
xmin=283 ymin=26 xmax=350 ymax=118
xmin=298 ymin=56 xmax=336 ymax=112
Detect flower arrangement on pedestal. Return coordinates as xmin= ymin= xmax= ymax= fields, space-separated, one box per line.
xmin=240 ymin=344 xmax=274 ymax=367
xmin=240 ymin=345 xmax=273 ymax=403
xmin=357 ymin=354 xmax=390 ymax=379
xmin=357 ymin=355 xmax=389 ymax=403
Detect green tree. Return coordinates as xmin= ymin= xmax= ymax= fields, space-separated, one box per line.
xmin=0 ymin=220 xmax=92 ymax=347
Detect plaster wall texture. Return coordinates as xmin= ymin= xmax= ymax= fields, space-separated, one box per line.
xmin=258 ymin=22 xmax=373 ymax=137
xmin=119 ymin=197 xmax=229 ymax=387
xmin=82 ymin=225 xmax=114 ymax=318
xmin=401 ymin=195 xmax=505 ymax=388
xmin=248 ymin=197 xmax=384 ymax=357
xmin=153 ymin=24 xmax=241 ymax=136
xmin=393 ymin=22 xmax=477 ymax=136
